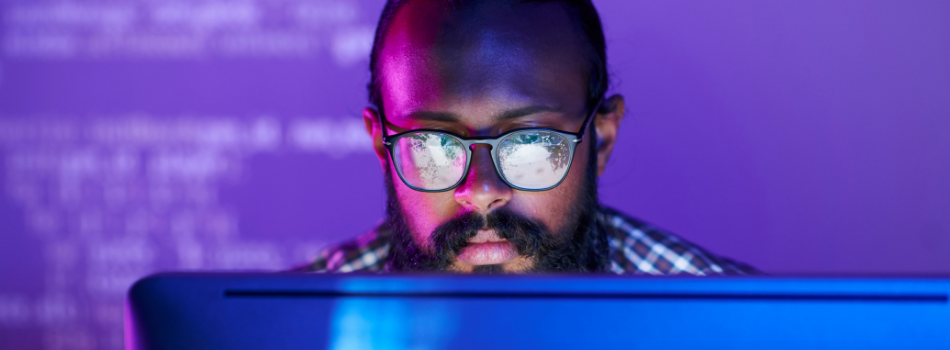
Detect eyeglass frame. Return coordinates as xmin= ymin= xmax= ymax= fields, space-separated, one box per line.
xmin=379 ymin=100 xmax=603 ymax=193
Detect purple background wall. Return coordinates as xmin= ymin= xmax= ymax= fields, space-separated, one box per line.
xmin=0 ymin=0 xmax=948 ymax=348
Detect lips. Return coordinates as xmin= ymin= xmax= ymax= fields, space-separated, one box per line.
xmin=457 ymin=229 xmax=518 ymax=265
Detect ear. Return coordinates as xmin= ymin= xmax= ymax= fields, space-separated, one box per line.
xmin=363 ymin=107 xmax=389 ymax=170
xmin=593 ymin=95 xmax=626 ymax=177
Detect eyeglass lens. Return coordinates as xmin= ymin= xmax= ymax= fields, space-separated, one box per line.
xmin=497 ymin=130 xmax=572 ymax=189
xmin=392 ymin=130 xmax=572 ymax=191
xmin=392 ymin=133 xmax=467 ymax=190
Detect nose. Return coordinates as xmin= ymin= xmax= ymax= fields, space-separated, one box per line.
xmin=454 ymin=144 xmax=513 ymax=212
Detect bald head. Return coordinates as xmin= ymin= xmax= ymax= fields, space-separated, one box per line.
xmin=368 ymin=0 xmax=607 ymax=118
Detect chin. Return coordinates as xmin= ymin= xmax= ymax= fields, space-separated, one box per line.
xmin=471 ymin=264 xmax=507 ymax=274
xmin=456 ymin=256 xmax=536 ymax=274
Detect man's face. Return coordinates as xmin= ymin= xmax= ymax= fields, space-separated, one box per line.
xmin=364 ymin=0 xmax=621 ymax=273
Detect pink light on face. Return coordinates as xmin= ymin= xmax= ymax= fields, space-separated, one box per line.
xmin=376 ymin=0 xmax=594 ymax=273
xmin=377 ymin=2 xmax=446 ymax=119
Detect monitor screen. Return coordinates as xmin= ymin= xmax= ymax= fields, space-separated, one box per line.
xmin=126 ymin=273 xmax=950 ymax=349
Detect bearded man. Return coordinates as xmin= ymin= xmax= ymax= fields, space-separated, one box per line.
xmin=301 ymin=0 xmax=756 ymax=275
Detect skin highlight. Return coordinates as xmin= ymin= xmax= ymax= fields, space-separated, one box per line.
xmin=362 ymin=0 xmax=626 ymax=273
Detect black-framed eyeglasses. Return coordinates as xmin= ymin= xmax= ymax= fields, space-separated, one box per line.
xmin=381 ymin=101 xmax=601 ymax=192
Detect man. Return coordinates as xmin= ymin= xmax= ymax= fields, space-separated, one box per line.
xmin=301 ymin=0 xmax=756 ymax=274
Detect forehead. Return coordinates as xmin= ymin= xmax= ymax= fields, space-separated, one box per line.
xmin=378 ymin=0 xmax=590 ymax=128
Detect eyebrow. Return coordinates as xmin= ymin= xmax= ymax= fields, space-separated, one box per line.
xmin=494 ymin=105 xmax=559 ymax=122
xmin=403 ymin=105 xmax=560 ymax=123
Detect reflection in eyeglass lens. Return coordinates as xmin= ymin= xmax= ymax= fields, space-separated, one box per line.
xmin=393 ymin=132 xmax=467 ymax=190
xmin=498 ymin=131 xmax=571 ymax=189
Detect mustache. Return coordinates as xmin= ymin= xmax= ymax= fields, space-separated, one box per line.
xmin=428 ymin=208 xmax=548 ymax=264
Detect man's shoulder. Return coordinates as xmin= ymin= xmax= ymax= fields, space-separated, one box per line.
xmin=597 ymin=206 xmax=759 ymax=275
xmin=293 ymin=222 xmax=391 ymax=273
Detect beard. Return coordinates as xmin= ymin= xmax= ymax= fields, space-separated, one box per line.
xmin=384 ymin=139 xmax=608 ymax=274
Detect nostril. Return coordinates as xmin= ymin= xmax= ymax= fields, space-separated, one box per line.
xmin=487 ymin=198 xmax=506 ymax=210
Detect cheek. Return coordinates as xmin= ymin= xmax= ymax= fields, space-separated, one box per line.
xmin=393 ymin=170 xmax=460 ymax=248
xmin=507 ymin=140 xmax=590 ymax=232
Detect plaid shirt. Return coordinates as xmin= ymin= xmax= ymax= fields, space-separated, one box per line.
xmin=298 ymin=206 xmax=757 ymax=275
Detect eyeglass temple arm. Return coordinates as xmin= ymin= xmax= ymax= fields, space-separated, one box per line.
xmin=376 ymin=108 xmax=393 ymax=145
xmin=573 ymin=99 xmax=604 ymax=143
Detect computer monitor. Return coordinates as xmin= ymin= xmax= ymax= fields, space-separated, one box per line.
xmin=126 ymin=273 xmax=950 ymax=349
